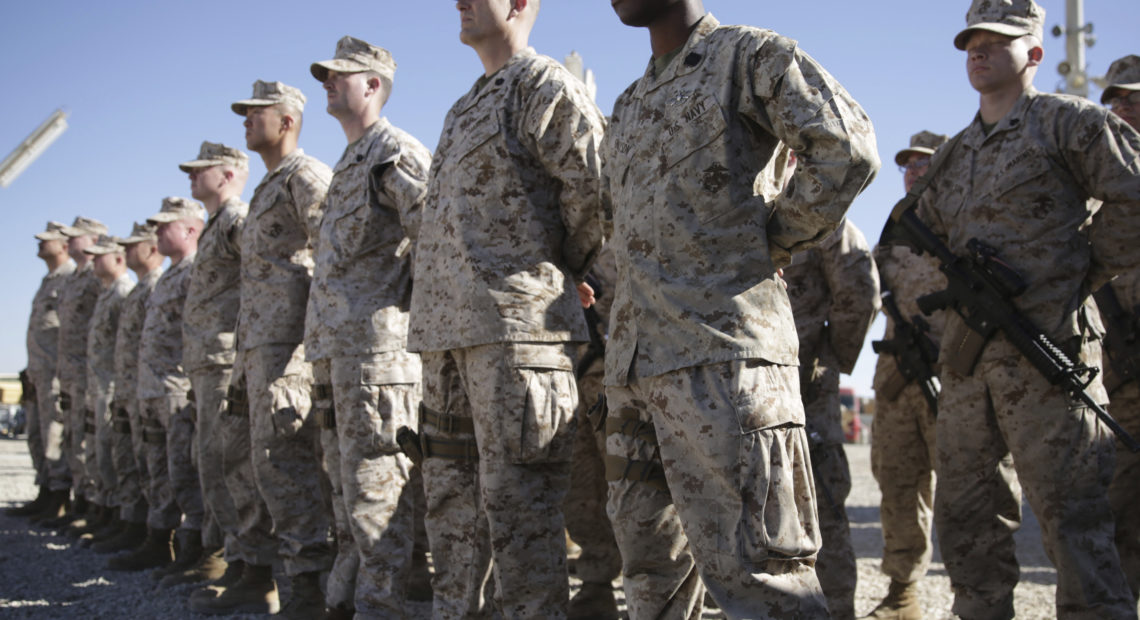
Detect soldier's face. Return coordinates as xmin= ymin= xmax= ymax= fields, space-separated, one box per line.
xmin=91 ymin=252 xmax=120 ymax=280
xmin=964 ymin=31 xmax=1033 ymax=94
xmin=457 ymin=0 xmax=512 ymax=46
xmin=36 ymin=238 xmax=64 ymax=260
xmin=324 ymin=71 xmax=369 ymax=119
xmin=123 ymin=242 xmax=150 ymax=271
xmin=67 ymin=234 xmax=95 ymax=262
xmin=1107 ymin=90 xmax=1140 ymax=131
xmin=188 ymin=165 xmax=226 ymax=202
xmin=611 ymin=0 xmax=685 ymax=27
xmin=156 ymin=220 xmax=188 ymax=257
xmin=243 ymin=106 xmax=283 ymax=152
xmin=902 ymin=153 xmax=930 ymax=192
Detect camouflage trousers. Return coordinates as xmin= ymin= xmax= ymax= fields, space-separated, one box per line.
xmin=140 ymin=393 xmax=204 ymax=531
xmin=936 ymin=334 xmax=1133 ymax=620
xmin=803 ymin=366 xmax=855 ymax=620
xmin=191 ymin=365 xmax=252 ymax=554
xmin=239 ymin=343 xmax=332 ymax=575
xmin=24 ymin=391 xmax=44 ymax=486
xmin=564 ymin=353 xmax=621 ymax=586
xmin=30 ymin=372 xmax=69 ymax=492
xmin=316 ymin=352 xmax=423 ymax=616
xmin=421 ymin=343 xmax=577 ymax=620
xmin=112 ymin=398 xmax=148 ymax=523
xmin=605 ymin=359 xmax=829 ymax=620
xmin=83 ymin=384 xmax=117 ymax=507
xmin=1108 ymin=380 xmax=1140 ymax=604
xmin=60 ymin=379 xmax=88 ymax=497
xmin=870 ymin=380 xmax=937 ymax=585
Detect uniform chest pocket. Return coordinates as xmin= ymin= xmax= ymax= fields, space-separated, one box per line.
xmin=332 ymin=201 xmax=385 ymax=260
xmin=455 ymin=113 xmax=501 ymax=164
xmin=252 ymin=191 xmax=299 ymax=241
xmin=660 ymin=94 xmax=728 ymax=171
xmin=986 ymin=148 xmax=1053 ymax=202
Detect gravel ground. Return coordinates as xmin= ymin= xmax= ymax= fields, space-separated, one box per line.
xmin=0 ymin=436 xmax=1061 ymax=619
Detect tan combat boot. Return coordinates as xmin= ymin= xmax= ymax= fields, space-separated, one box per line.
xmin=152 ymin=529 xmax=203 ymax=580
xmin=569 ymin=581 xmax=619 ymax=620
xmin=93 ymin=520 xmax=148 ymax=554
xmin=863 ymin=580 xmax=922 ymax=620
xmin=190 ymin=562 xmax=279 ymax=615
xmin=160 ymin=546 xmax=227 ymax=588
xmin=106 ymin=527 xmax=175 ymax=571
xmin=188 ymin=559 xmax=246 ymax=604
xmin=280 ymin=571 xmax=325 ymax=619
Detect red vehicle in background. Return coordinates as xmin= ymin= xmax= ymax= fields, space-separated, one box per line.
xmin=839 ymin=386 xmax=862 ymax=443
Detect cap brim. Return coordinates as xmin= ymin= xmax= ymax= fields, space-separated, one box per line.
xmin=231 ymin=98 xmax=277 ymax=115
xmin=954 ymin=23 xmax=1032 ymax=50
xmin=178 ymin=159 xmax=223 ymax=173
xmin=1101 ymin=83 xmax=1140 ymax=104
xmin=894 ymin=147 xmax=937 ymax=167
xmin=146 ymin=213 xmax=181 ymax=225
xmin=34 ymin=231 xmax=68 ymax=241
xmin=119 ymin=235 xmax=155 ymax=245
xmin=83 ymin=245 xmax=122 ymax=256
xmin=59 ymin=225 xmax=94 ymax=238
xmin=310 ymin=59 xmax=368 ymax=82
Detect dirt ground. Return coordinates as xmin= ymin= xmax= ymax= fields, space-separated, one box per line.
xmin=0 ymin=436 xmax=1063 ymax=619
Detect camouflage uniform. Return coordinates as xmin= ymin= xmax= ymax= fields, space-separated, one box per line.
xmin=305 ymin=79 xmax=431 ymax=614
xmin=113 ymin=260 xmax=162 ymax=524
xmin=26 ymin=249 xmax=75 ymax=493
xmin=564 ymin=246 xmax=622 ymax=593
xmin=236 ymin=143 xmax=333 ymax=575
xmin=57 ymin=261 xmax=103 ymax=498
xmin=1098 ymin=269 xmax=1140 ymax=603
xmin=869 ymin=244 xmax=947 ymax=586
xmin=138 ymin=246 xmax=201 ymax=532
xmin=82 ymin=268 xmax=133 ymax=508
xmin=600 ymin=14 xmax=878 ymax=618
xmin=1099 ymin=54 xmax=1140 ymax=604
xmin=183 ymin=194 xmax=250 ymax=557
xmin=914 ymin=81 xmax=1140 ymax=617
xmin=408 ymin=46 xmax=605 ymax=619
xmin=783 ymin=219 xmax=879 ymax=620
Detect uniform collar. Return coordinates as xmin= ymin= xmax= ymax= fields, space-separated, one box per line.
xmin=458 ymin=47 xmax=537 ymax=113
xmin=48 ymin=260 xmax=75 ymax=278
xmin=635 ymin=13 xmax=720 ymax=97
xmin=963 ymin=86 xmax=1038 ymax=150
xmin=334 ymin=118 xmax=392 ymax=173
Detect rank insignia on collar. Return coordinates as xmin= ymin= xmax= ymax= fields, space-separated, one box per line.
xmin=667 ymin=90 xmax=692 ymax=107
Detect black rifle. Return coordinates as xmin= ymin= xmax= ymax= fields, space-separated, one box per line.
xmin=882 ymin=204 xmax=1140 ymax=452
xmin=871 ymin=290 xmax=941 ymax=415
xmin=1093 ymin=284 xmax=1140 ymax=392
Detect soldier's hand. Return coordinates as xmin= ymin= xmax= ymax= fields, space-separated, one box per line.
xmin=577 ymin=281 xmax=596 ymax=308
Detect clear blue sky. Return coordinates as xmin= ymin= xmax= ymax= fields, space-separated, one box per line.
xmin=1 ymin=0 xmax=1136 ymax=397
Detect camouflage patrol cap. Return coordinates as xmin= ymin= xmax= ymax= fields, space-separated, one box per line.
xmin=231 ymin=80 xmax=307 ymax=116
xmin=83 ymin=234 xmax=124 ymax=256
xmin=954 ymin=0 xmax=1046 ymax=51
xmin=894 ymin=131 xmax=950 ymax=166
xmin=60 ymin=216 xmax=109 ymax=238
xmin=147 ymin=197 xmax=206 ymax=225
xmin=119 ymin=222 xmax=158 ymax=245
xmin=178 ymin=141 xmax=250 ymax=173
xmin=310 ymin=36 xmax=397 ymax=83
xmin=34 ymin=221 xmax=68 ymax=241
xmin=1101 ymin=55 xmax=1140 ymax=104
